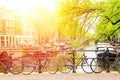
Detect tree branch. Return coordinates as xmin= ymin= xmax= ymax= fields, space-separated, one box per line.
xmin=105 ymin=16 xmax=120 ymax=25
xmin=110 ymin=27 xmax=120 ymax=35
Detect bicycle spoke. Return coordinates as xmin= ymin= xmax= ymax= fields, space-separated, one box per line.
xmin=9 ymin=59 xmax=23 ymax=75
xmin=45 ymin=58 xmax=58 ymax=74
xmin=90 ymin=58 xmax=104 ymax=73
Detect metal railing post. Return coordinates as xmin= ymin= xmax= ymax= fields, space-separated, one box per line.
xmin=38 ymin=58 xmax=42 ymax=73
xmin=72 ymin=51 xmax=76 ymax=73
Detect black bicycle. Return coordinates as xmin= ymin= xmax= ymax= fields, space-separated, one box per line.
xmin=90 ymin=47 xmax=120 ymax=73
xmin=58 ymin=48 xmax=93 ymax=74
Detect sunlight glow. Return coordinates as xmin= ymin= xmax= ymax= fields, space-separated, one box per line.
xmin=36 ymin=0 xmax=57 ymax=13
xmin=0 ymin=0 xmax=57 ymax=15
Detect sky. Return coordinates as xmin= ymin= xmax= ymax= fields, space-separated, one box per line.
xmin=0 ymin=0 xmax=57 ymax=15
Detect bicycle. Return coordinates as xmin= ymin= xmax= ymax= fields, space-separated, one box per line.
xmin=0 ymin=51 xmax=23 ymax=75
xmin=22 ymin=50 xmax=58 ymax=75
xmin=57 ymin=48 xmax=93 ymax=74
xmin=90 ymin=47 xmax=120 ymax=73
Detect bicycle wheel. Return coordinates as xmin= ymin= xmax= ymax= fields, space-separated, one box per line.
xmin=114 ymin=58 xmax=120 ymax=73
xmin=22 ymin=57 xmax=36 ymax=75
xmin=45 ymin=58 xmax=58 ymax=74
xmin=8 ymin=58 xmax=23 ymax=75
xmin=90 ymin=58 xmax=104 ymax=73
xmin=81 ymin=58 xmax=93 ymax=74
xmin=0 ymin=61 xmax=8 ymax=74
xmin=58 ymin=58 xmax=72 ymax=74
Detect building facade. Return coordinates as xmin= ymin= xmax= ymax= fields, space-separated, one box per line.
xmin=0 ymin=7 xmax=35 ymax=49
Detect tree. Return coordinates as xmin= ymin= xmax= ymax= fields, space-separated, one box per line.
xmin=55 ymin=0 xmax=96 ymax=47
xmin=94 ymin=0 xmax=120 ymax=41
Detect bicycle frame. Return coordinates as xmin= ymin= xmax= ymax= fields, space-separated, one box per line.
xmin=73 ymin=53 xmax=88 ymax=67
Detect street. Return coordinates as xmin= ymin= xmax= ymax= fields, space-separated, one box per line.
xmin=0 ymin=72 xmax=120 ymax=80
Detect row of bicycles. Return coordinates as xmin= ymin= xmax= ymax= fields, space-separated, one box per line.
xmin=0 ymin=46 xmax=120 ymax=75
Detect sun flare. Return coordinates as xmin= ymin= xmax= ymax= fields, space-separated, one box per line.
xmin=36 ymin=0 xmax=57 ymax=13
xmin=0 ymin=0 xmax=57 ymax=15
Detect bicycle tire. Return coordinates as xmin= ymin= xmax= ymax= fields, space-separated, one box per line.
xmin=114 ymin=58 xmax=120 ymax=73
xmin=22 ymin=57 xmax=36 ymax=75
xmin=90 ymin=58 xmax=104 ymax=73
xmin=0 ymin=60 xmax=8 ymax=74
xmin=45 ymin=58 xmax=58 ymax=74
xmin=81 ymin=58 xmax=93 ymax=74
xmin=58 ymin=58 xmax=72 ymax=74
xmin=9 ymin=58 xmax=23 ymax=75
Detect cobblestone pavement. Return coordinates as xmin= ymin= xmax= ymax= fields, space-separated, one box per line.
xmin=0 ymin=71 xmax=120 ymax=80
